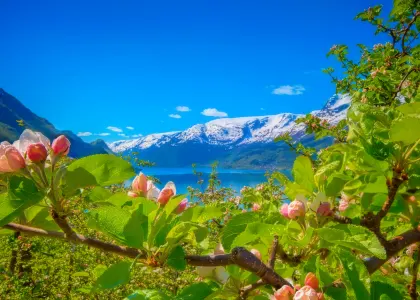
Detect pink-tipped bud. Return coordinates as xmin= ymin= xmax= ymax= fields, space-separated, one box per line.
xmin=127 ymin=191 xmax=138 ymax=198
xmin=176 ymin=198 xmax=188 ymax=214
xmin=317 ymin=293 xmax=325 ymax=300
xmin=51 ymin=135 xmax=70 ymax=156
xmin=272 ymin=285 xmax=295 ymax=300
xmin=287 ymin=200 xmax=305 ymax=219
xmin=0 ymin=143 xmax=26 ymax=172
xmin=250 ymin=249 xmax=262 ymax=260
xmin=338 ymin=199 xmax=349 ymax=212
xmin=157 ymin=181 xmax=176 ymax=206
xmin=316 ymin=202 xmax=332 ymax=217
xmin=132 ymin=173 xmax=148 ymax=196
xmin=27 ymin=143 xmax=48 ymax=163
xmin=280 ymin=203 xmax=289 ymax=218
xmin=252 ymin=203 xmax=261 ymax=211
xmin=304 ymin=273 xmax=319 ymax=290
xmin=294 ymin=286 xmax=318 ymax=300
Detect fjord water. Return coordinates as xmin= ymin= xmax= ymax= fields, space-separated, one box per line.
xmin=143 ymin=167 xmax=267 ymax=195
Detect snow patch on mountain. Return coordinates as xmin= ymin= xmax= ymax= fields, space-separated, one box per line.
xmin=108 ymin=94 xmax=350 ymax=153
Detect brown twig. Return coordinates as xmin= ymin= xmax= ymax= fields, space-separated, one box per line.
xmin=276 ymin=243 xmax=302 ymax=266
xmin=364 ymin=227 xmax=420 ymax=274
xmin=239 ymin=236 xmax=280 ymax=299
xmin=269 ymin=235 xmax=279 ymax=269
xmin=401 ymin=12 xmax=420 ymax=53
xmin=3 ymin=223 xmax=143 ymax=259
xmin=409 ymin=244 xmax=420 ymax=300
xmin=3 ymin=222 xmax=291 ymax=291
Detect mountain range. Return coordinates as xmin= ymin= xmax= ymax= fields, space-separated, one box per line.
xmin=0 ymin=89 xmax=349 ymax=169
xmin=0 ymin=89 xmax=108 ymax=157
xmin=108 ymin=94 xmax=350 ymax=169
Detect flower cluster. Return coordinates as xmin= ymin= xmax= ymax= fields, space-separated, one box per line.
xmin=0 ymin=129 xmax=70 ymax=173
xmin=272 ymin=273 xmax=324 ymax=300
xmin=127 ymin=172 xmax=188 ymax=214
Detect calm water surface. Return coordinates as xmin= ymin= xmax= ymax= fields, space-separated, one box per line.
xmin=142 ymin=167 xmax=268 ymax=195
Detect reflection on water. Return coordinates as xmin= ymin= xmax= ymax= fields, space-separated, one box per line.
xmin=142 ymin=167 xmax=268 ymax=195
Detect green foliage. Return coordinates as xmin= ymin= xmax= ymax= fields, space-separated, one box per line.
xmin=0 ymin=176 xmax=44 ymax=226
xmin=221 ymin=212 xmax=259 ymax=251
xmin=94 ymin=261 xmax=132 ymax=291
xmin=1 ymin=1 xmax=420 ymax=299
xmin=64 ymin=154 xmax=135 ymax=193
xmin=87 ymin=206 xmax=145 ymax=249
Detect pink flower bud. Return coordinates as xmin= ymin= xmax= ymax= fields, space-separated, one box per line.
xmin=27 ymin=143 xmax=48 ymax=162
xmin=316 ymin=202 xmax=332 ymax=217
xmin=252 ymin=203 xmax=261 ymax=211
xmin=250 ymin=249 xmax=262 ymax=260
xmin=293 ymin=285 xmax=318 ymax=300
xmin=272 ymin=285 xmax=294 ymax=300
xmin=339 ymin=199 xmax=349 ymax=212
xmin=304 ymin=273 xmax=319 ymax=290
xmin=0 ymin=142 xmax=26 ymax=172
xmin=317 ymin=293 xmax=325 ymax=300
xmin=287 ymin=200 xmax=305 ymax=219
xmin=132 ymin=173 xmax=148 ymax=196
xmin=176 ymin=198 xmax=188 ymax=214
xmin=157 ymin=181 xmax=176 ymax=206
xmin=280 ymin=204 xmax=290 ymax=218
xmin=51 ymin=135 xmax=70 ymax=156
xmin=127 ymin=191 xmax=138 ymax=198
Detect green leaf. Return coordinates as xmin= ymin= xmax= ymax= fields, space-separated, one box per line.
xmin=221 ymin=212 xmax=259 ymax=251
xmin=180 ymin=206 xmax=223 ymax=223
xmin=104 ymin=192 xmax=134 ymax=208
xmin=65 ymin=154 xmax=135 ymax=193
xmin=93 ymin=261 xmax=131 ymax=290
xmin=292 ymin=156 xmax=315 ymax=193
xmin=166 ymin=245 xmax=186 ymax=270
xmin=165 ymin=194 xmax=186 ymax=216
xmin=370 ymin=281 xmax=404 ymax=300
xmin=0 ymin=176 xmax=44 ymax=226
xmin=335 ymin=249 xmax=370 ymax=300
xmin=86 ymin=187 xmax=112 ymax=202
xmin=316 ymin=257 xmax=335 ymax=287
xmin=231 ymin=222 xmax=278 ymax=248
xmin=390 ymin=117 xmax=420 ymax=144
xmin=318 ymin=224 xmax=386 ymax=259
xmin=325 ymin=174 xmax=351 ymax=197
xmin=166 ymin=222 xmax=200 ymax=246
xmin=397 ymin=102 xmax=420 ymax=116
xmin=176 ymin=282 xmax=216 ymax=300
xmin=27 ymin=206 xmax=60 ymax=231
xmin=125 ymin=290 xmax=170 ymax=300
xmin=87 ymin=206 xmax=144 ymax=248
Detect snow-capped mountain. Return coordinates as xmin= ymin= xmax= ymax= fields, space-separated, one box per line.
xmin=109 ymin=94 xmax=350 ymax=169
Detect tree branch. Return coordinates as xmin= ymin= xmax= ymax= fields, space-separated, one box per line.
xmin=401 ymin=12 xmax=420 ymax=53
xmin=276 ymin=243 xmax=302 ymax=266
xmin=3 ymin=222 xmax=291 ymax=291
xmin=409 ymin=244 xmax=420 ymax=300
xmin=269 ymin=235 xmax=279 ymax=269
xmin=365 ymin=228 xmax=420 ymax=274
xmin=3 ymin=223 xmax=143 ymax=259
xmin=239 ymin=236 xmax=280 ymax=299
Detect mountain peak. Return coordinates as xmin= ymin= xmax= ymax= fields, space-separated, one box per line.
xmin=0 ymin=89 xmax=108 ymax=157
xmin=108 ymin=94 xmax=349 ymax=157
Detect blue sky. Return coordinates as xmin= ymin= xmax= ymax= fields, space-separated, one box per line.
xmin=0 ymin=0 xmax=391 ymax=142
